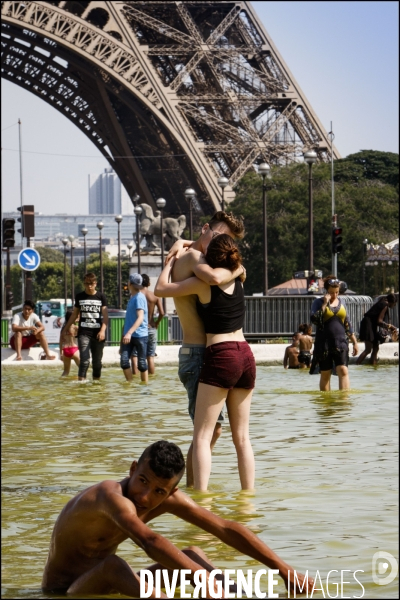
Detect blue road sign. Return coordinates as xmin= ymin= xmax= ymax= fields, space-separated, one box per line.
xmin=18 ymin=248 xmax=41 ymax=271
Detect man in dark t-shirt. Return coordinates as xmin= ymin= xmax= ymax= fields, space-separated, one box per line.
xmin=61 ymin=272 xmax=108 ymax=380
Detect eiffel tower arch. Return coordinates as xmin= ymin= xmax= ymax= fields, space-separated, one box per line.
xmin=1 ymin=1 xmax=340 ymax=217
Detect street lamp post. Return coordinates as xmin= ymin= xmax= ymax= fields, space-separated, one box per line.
xmin=184 ymin=188 xmax=196 ymax=241
xmin=115 ymin=215 xmax=123 ymax=309
xmin=134 ymin=205 xmax=143 ymax=273
xmin=304 ymin=150 xmax=318 ymax=274
xmin=97 ymin=221 xmax=104 ymax=293
xmin=217 ymin=177 xmax=229 ymax=212
xmin=363 ymin=238 xmax=368 ymax=295
xmin=127 ymin=241 xmax=133 ymax=260
xmin=68 ymin=235 xmax=75 ymax=302
xmin=156 ymin=197 xmax=167 ymax=314
xmin=81 ymin=227 xmax=88 ymax=274
xmin=62 ymin=238 xmax=68 ymax=308
xmin=258 ymin=162 xmax=271 ymax=296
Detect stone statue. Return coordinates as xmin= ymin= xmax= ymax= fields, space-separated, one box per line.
xmin=137 ymin=203 xmax=187 ymax=251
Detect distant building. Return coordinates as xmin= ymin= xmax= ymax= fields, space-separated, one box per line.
xmin=2 ymin=213 xmax=137 ymax=245
xmin=88 ymin=167 xmax=132 ymax=215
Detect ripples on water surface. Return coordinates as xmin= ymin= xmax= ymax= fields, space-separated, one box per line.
xmin=1 ymin=365 xmax=398 ymax=598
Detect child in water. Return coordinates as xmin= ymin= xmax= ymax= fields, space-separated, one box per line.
xmin=283 ymin=333 xmax=301 ymax=369
xmin=298 ymin=323 xmax=313 ymax=369
xmin=59 ymin=309 xmax=80 ymax=376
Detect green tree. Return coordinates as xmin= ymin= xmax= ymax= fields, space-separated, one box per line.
xmin=74 ymin=253 xmax=131 ymax=308
xmin=229 ymin=152 xmax=398 ymax=297
xmin=36 ymin=246 xmax=65 ymax=263
xmin=10 ymin=252 xmax=132 ymax=309
xmin=335 ymin=150 xmax=399 ymax=189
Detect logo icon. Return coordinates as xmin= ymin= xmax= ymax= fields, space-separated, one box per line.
xmin=372 ymin=551 xmax=398 ymax=586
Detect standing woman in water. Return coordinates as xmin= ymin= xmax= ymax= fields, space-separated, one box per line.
xmin=311 ymin=276 xmax=358 ymax=390
xmin=156 ymin=234 xmax=255 ymax=491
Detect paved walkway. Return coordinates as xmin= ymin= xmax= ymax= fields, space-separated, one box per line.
xmin=2 ymin=342 xmax=398 ymax=367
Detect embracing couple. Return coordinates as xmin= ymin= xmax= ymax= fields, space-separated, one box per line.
xmin=155 ymin=211 xmax=256 ymax=491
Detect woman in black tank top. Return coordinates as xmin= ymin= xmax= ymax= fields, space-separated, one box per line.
xmin=155 ymin=235 xmax=256 ymax=491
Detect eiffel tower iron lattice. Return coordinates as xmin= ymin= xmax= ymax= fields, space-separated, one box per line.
xmin=1 ymin=1 xmax=340 ymax=217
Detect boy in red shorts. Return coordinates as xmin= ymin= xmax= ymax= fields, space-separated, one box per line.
xmin=10 ymin=299 xmax=56 ymax=361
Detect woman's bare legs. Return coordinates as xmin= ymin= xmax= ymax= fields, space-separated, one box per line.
xmin=356 ymin=341 xmax=373 ymax=365
xmin=226 ymin=388 xmax=255 ymax=490
xmin=192 ymin=383 xmax=227 ymax=490
xmin=369 ymin=343 xmax=380 ymax=365
xmin=319 ymin=369 xmax=332 ymax=391
xmin=192 ymin=384 xmax=255 ymax=490
xmin=320 ymin=366 xmax=350 ymax=390
xmin=336 ymin=365 xmax=350 ymax=389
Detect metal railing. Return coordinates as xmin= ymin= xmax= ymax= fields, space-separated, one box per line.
xmin=166 ymin=295 xmax=375 ymax=343
xmin=4 ymin=295 xmax=398 ymax=348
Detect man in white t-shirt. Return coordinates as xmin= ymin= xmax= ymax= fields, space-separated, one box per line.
xmin=10 ymin=299 xmax=56 ymax=361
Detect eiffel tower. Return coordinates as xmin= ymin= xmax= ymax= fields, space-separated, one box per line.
xmin=1 ymin=1 xmax=340 ymax=216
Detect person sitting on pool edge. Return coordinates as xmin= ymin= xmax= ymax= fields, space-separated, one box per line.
xmin=10 ymin=299 xmax=56 ymax=361
xmin=41 ymin=440 xmax=313 ymax=598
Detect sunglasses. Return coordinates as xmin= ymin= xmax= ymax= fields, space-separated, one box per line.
xmin=208 ymin=224 xmax=221 ymax=239
xmin=327 ymin=278 xmax=340 ymax=286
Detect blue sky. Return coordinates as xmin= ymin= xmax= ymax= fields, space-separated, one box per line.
xmin=1 ymin=1 xmax=398 ymax=215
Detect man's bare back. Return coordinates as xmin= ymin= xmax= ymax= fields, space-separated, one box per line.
xmin=141 ymin=279 xmax=164 ymax=329
xmin=299 ymin=334 xmax=313 ymax=352
xmin=42 ymin=441 xmax=313 ymax=598
xmin=171 ymin=248 xmax=207 ymax=344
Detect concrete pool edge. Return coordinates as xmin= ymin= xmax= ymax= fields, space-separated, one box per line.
xmin=2 ymin=342 xmax=399 ymax=367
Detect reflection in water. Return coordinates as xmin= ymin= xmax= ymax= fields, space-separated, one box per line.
xmin=310 ymin=391 xmax=352 ymax=423
xmin=2 ymin=365 xmax=399 ymax=599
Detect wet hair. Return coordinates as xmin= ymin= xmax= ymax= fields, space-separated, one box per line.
xmin=205 ymin=233 xmax=242 ymax=272
xmin=138 ymin=441 xmax=185 ymax=481
xmin=299 ymin=323 xmax=312 ymax=334
xmin=141 ymin=274 xmax=150 ymax=287
xmin=23 ymin=300 xmax=35 ymax=310
xmin=84 ymin=272 xmax=97 ymax=282
xmin=323 ymin=274 xmax=340 ymax=291
xmin=386 ymin=293 xmax=397 ymax=304
xmin=209 ymin=211 xmax=245 ymax=240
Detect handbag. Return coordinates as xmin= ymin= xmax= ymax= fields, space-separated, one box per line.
xmin=377 ymin=326 xmax=389 ymax=344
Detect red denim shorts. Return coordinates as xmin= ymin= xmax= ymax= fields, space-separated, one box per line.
xmin=199 ymin=341 xmax=256 ymax=389
xmin=10 ymin=334 xmax=38 ymax=350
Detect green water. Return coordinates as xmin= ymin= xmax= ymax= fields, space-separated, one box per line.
xmin=1 ymin=365 xmax=398 ymax=599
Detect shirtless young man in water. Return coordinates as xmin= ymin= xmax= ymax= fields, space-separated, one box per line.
xmin=165 ymin=211 xmax=245 ymax=486
xmin=42 ymin=441 xmax=313 ymax=598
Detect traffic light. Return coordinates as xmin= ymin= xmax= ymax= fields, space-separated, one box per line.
xmin=17 ymin=204 xmax=35 ymax=238
xmin=6 ymin=289 xmax=14 ymax=310
xmin=123 ymin=284 xmax=130 ymax=297
xmin=332 ymin=227 xmax=343 ymax=254
xmin=2 ymin=218 xmax=16 ymax=248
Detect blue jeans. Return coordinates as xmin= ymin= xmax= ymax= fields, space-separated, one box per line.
xmin=121 ymin=336 xmax=148 ymax=372
xmin=178 ymin=345 xmax=225 ymax=423
xmin=130 ymin=328 xmax=157 ymax=357
xmin=78 ymin=335 xmax=105 ymax=379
